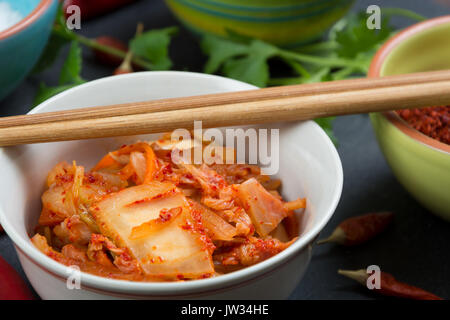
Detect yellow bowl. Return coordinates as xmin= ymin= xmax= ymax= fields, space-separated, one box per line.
xmin=369 ymin=16 xmax=450 ymax=221
xmin=165 ymin=0 xmax=354 ymax=47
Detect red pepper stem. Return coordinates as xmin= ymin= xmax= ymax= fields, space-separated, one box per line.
xmin=317 ymin=227 xmax=346 ymax=245
xmin=116 ymin=23 xmax=144 ymax=73
xmin=338 ymin=269 xmax=368 ymax=286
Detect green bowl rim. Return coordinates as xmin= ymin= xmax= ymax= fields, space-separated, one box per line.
xmin=368 ymin=15 xmax=450 ymax=155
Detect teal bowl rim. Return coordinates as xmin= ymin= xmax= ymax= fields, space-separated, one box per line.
xmin=0 ymin=0 xmax=54 ymax=40
xmin=368 ymin=15 xmax=450 ymax=155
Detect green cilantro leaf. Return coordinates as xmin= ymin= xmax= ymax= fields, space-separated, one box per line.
xmin=201 ymin=35 xmax=248 ymax=74
xmin=32 ymin=3 xmax=72 ymax=74
xmin=32 ymin=33 xmax=70 ymax=74
xmin=33 ymin=41 xmax=85 ymax=106
xmin=130 ymin=26 xmax=178 ymax=70
xmin=202 ymin=36 xmax=280 ymax=87
xmin=33 ymin=83 xmax=79 ymax=106
xmin=314 ymin=117 xmax=337 ymax=145
xmin=334 ymin=13 xmax=393 ymax=59
xmin=59 ymin=41 xmax=84 ymax=85
xmin=222 ymin=40 xmax=279 ymax=87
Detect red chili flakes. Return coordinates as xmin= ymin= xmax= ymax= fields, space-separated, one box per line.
xmin=56 ymin=173 xmax=74 ymax=184
xmin=86 ymin=174 xmax=97 ymax=184
xmin=176 ymin=274 xmax=185 ymax=280
xmin=397 ymin=106 xmax=450 ymax=145
xmin=158 ymin=207 xmax=181 ymax=222
xmin=126 ymin=189 xmax=176 ymax=207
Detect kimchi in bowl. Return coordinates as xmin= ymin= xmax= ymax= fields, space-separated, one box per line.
xmin=0 ymin=71 xmax=343 ymax=299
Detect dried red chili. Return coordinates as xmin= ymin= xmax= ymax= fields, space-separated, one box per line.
xmin=94 ymin=36 xmax=128 ymax=67
xmin=338 ymin=268 xmax=443 ymax=300
xmin=64 ymin=0 xmax=138 ymax=20
xmin=317 ymin=212 xmax=394 ymax=246
xmin=397 ymin=106 xmax=450 ymax=145
xmin=0 ymin=255 xmax=35 ymax=300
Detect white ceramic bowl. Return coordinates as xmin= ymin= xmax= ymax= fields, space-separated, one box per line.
xmin=0 ymin=71 xmax=343 ymax=299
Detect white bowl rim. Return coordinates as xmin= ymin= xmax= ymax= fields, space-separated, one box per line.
xmin=0 ymin=71 xmax=343 ymax=295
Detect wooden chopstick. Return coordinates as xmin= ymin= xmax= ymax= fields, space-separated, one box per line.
xmin=1 ymin=70 xmax=450 ymax=129
xmin=1 ymin=71 xmax=450 ymax=146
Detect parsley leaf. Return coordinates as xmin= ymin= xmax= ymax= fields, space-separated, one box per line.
xmin=334 ymin=13 xmax=393 ymax=59
xmin=32 ymin=3 xmax=72 ymax=74
xmin=314 ymin=117 xmax=337 ymax=145
xmin=34 ymin=83 xmax=79 ymax=106
xmin=130 ymin=26 xmax=178 ymax=70
xmin=202 ymin=36 xmax=282 ymax=87
xmin=33 ymin=41 xmax=85 ymax=106
xmin=32 ymin=33 xmax=70 ymax=74
xmin=200 ymin=9 xmax=424 ymax=143
xmin=222 ymin=40 xmax=279 ymax=87
xmin=59 ymin=41 xmax=84 ymax=85
xmin=201 ymin=35 xmax=248 ymax=74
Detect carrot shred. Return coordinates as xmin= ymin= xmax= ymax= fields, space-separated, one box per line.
xmin=92 ymin=154 xmax=120 ymax=171
xmin=116 ymin=143 xmax=157 ymax=183
xmin=93 ymin=143 xmax=158 ymax=184
xmin=118 ymin=162 xmax=135 ymax=181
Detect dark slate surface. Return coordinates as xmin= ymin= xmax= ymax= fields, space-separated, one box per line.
xmin=0 ymin=0 xmax=449 ymax=300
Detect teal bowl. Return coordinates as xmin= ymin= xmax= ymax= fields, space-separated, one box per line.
xmin=165 ymin=0 xmax=354 ymax=47
xmin=0 ymin=0 xmax=58 ymax=101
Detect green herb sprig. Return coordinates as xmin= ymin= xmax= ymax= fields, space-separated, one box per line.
xmin=33 ymin=5 xmax=178 ymax=105
xmin=200 ymin=9 xmax=425 ymax=142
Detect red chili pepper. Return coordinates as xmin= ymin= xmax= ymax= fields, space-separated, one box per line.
xmin=0 ymin=255 xmax=35 ymax=300
xmin=338 ymin=268 xmax=443 ymax=300
xmin=63 ymin=0 xmax=138 ymax=20
xmin=317 ymin=212 xmax=394 ymax=246
xmin=0 ymin=224 xmax=4 ymax=233
xmin=93 ymin=36 xmax=128 ymax=67
xmin=397 ymin=106 xmax=449 ymax=145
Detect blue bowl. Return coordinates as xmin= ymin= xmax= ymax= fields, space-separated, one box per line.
xmin=0 ymin=0 xmax=58 ymax=101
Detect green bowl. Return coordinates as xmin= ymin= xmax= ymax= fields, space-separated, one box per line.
xmin=165 ymin=0 xmax=354 ymax=47
xmin=369 ymin=16 xmax=450 ymax=221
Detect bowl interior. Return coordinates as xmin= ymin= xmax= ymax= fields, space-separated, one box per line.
xmin=1 ymin=0 xmax=41 ymax=26
xmin=0 ymin=71 xmax=342 ymax=293
xmin=376 ymin=18 xmax=450 ymax=152
xmin=380 ymin=21 xmax=450 ymax=76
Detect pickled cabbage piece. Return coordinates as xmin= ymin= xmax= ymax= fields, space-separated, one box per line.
xmin=189 ymin=201 xmax=236 ymax=241
xmin=270 ymin=223 xmax=290 ymax=242
xmin=213 ymin=236 xmax=295 ymax=266
xmin=90 ymin=182 xmax=214 ymax=279
xmin=40 ymin=185 xmax=75 ymax=226
xmin=237 ymin=178 xmax=288 ymax=237
xmin=130 ymin=207 xmax=182 ymax=239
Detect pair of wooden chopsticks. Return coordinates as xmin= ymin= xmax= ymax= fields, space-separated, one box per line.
xmin=1 ymin=70 xmax=450 ymax=147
